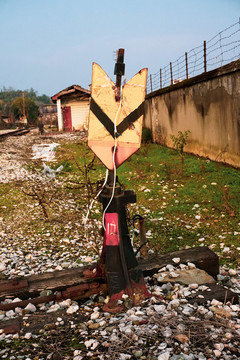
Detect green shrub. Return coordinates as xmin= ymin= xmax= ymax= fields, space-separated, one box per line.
xmin=142 ymin=127 xmax=152 ymax=143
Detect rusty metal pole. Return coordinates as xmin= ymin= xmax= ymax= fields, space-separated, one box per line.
xmin=150 ymin=74 xmax=153 ymax=92
xmin=204 ymin=41 xmax=207 ymax=73
xmin=185 ymin=52 xmax=188 ymax=79
xmin=170 ymin=62 xmax=173 ymax=85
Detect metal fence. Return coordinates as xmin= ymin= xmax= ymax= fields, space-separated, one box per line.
xmin=146 ymin=19 xmax=240 ymax=94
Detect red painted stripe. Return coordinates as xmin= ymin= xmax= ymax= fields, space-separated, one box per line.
xmin=104 ymin=213 xmax=119 ymax=246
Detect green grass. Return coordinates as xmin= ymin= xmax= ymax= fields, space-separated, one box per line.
xmin=1 ymin=140 xmax=239 ymax=267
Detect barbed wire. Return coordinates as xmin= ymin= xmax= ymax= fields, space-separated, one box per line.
xmin=147 ymin=19 xmax=240 ymax=93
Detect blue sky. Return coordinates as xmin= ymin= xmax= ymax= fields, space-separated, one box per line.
xmin=0 ymin=0 xmax=239 ymax=96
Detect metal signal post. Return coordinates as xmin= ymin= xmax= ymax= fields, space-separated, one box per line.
xmin=87 ymin=49 xmax=150 ymax=312
xmin=98 ymin=175 xmax=150 ymax=312
xmin=114 ymin=48 xmax=125 ymax=102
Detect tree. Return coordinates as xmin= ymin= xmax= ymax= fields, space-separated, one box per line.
xmin=28 ymin=87 xmax=37 ymax=101
xmin=11 ymin=97 xmax=39 ymax=125
xmin=0 ymin=87 xmax=51 ymax=105
xmin=37 ymin=94 xmax=51 ymax=104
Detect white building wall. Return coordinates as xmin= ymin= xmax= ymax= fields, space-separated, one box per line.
xmin=57 ymin=99 xmax=63 ymax=131
xmin=68 ymin=101 xmax=90 ymax=130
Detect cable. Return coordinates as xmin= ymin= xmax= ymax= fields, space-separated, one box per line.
xmin=84 ymin=86 xmax=122 ymax=236
xmin=102 ymin=87 xmax=122 ymax=230
xmin=83 ymin=168 xmax=109 ymax=226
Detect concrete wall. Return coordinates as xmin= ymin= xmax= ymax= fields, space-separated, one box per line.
xmin=144 ymin=60 xmax=240 ymax=168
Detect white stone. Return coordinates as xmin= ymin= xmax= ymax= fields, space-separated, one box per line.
xmin=213 ymin=350 xmax=221 ymax=357
xmin=0 ymin=263 xmax=6 ymax=272
xmin=133 ymin=350 xmax=143 ymax=358
xmin=193 ymin=204 xmax=200 ymax=208
xmin=199 ymin=285 xmax=209 ymax=291
xmin=153 ymin=286 xmax=163 ymax=295
xmin=211 ymin=299 xmax=222 ymax=306
xmin=187 ymin=262 xmax=196 ymax=269
xmin=179 ymin=263 xmax=187 ymax=270
xmin=222 ymin=247 xmax=230 ymax=253
xmin=67 ymin=304 xmax=79 ymax=314
xmin=62 ymin=262 xmax=70 ymax=268
xmin=198 ymin=306 xmax=208 ymax=315
xmin=158 ymin=351 xmax=170 ymax=360
xmin=183 ymin=290 xmax=191 ymax=297
xmin=15 ymin=307 xmax=22 ymax=315
xmin=135 ymin=310 xmax=144 ymax=316
xmin=119 ymin=354 xmax=131 ymax=360
xmin=189 ymin=283 xmax=198 ymax=289
xmin=229 ymin=268 xmax=237 ymax=276
xmin=172 ymin=257 xmax=180 ymax=264
xmin=24 ymin=303 xmax=37 ymax=313
xmin=84 ymin=256 xmax=92 ymax=263
xmin=99 ymin=320 xmax=106 ymax=327
xmin=6 ymin=310 xmax=15 ymax=318
xmin=55 ymin=265 xmax=63 ymax=271
xmin=158 ymin=342 xmax=167 ymax=350
xmin=182 ymin=305 xmax=193 ymax=315
xmin=146 ymin=307 xmax=155 ymax=316
xmin=205 ymin=311 xmax=213 ymax=319
xmin=156 ymin=274 xmax=167 ymax=282
xmin=84 ymin=339 xmax=94 ymax=348
xmin=127 ymin=315 xmax=139 ymax=322
xmin=124 ymin=327 xmax=132 ymax=335
xmin=24 ymin=332 xmax=32 ymax=339
xmin=47 ymin=304 xmax=60 ymax=313
xmin=169 ymin=271 xmax=179 ymax=278
xmin=90 ymin=311 xmax=99 ymax=320
xmin=214 ymin=343 xmax=224 ymax=351
xmin=162 ymin=327 xmax=172 ymax=338
xmin=59 ymin=299 xmax=72 ymax=308
xmin=153 ymin=304 xmax=166 ymax=313
xmin=168 ymin=299 xmax=180 ymax=309
xmin=91 ymin=340 xmax=99 ymax=350
xmin=74 ymin=350 xmax=81 ymax=356
xmin=12 ymin=298 xmax=22 ymax=303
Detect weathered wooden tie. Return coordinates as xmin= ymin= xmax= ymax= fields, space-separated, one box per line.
xmin=0 ymin=246 xmax=222 ymax=311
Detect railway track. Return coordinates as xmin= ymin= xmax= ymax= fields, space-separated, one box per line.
xmin=0 ymin=128 xmax=30 ymax=139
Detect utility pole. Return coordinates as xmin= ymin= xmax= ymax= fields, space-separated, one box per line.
xmin=22 ymin=91 xmax=27 ymax=124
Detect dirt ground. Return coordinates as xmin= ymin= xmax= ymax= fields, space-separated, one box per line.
xmin=0 ymin=130 xmax=240 ymax=360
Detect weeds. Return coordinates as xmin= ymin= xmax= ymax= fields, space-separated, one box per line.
xmin=22 ymin=177 xmax=60 ymax=220
xmin=65 ymin=154 xmax=104 ymax=256
xmin=170 ymin=130 xmax=191 ymax=174
xmin=216 ymin=184 xmax=236 ymax=217
xmin=1 ymin=137 xmax=239 ymax=267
